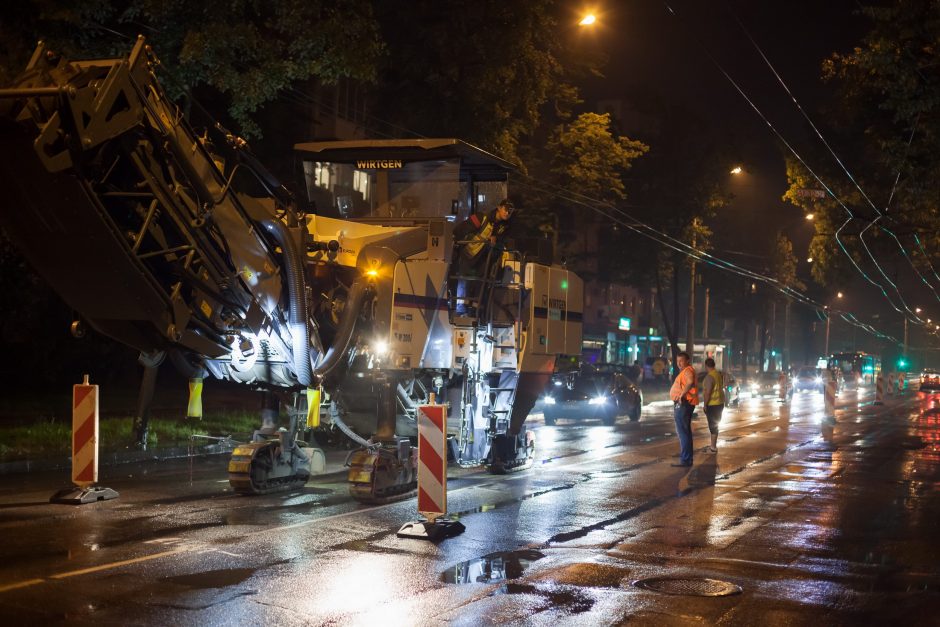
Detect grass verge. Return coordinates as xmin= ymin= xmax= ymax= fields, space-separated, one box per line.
xmin=0 ymin=410 xmax=273 ymax=462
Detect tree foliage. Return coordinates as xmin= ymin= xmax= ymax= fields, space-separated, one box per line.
xmin=771 ymin=233 xmax=806 ymax=293
xmin=786 ymin=0 xmax=940 ymax=287
xmin=370 ymin=0 xmax=594 ymax=164
xmin=823 ymin=0 xmax=940 ymax=201
xmin=547 ymin=112 xmax=648 ymax=202
xmin=0 ymin=0 xmax=383 ymax=137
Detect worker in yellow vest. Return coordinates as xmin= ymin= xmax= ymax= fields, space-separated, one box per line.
xmin=700 ymin=357 xmax=725 ymax=453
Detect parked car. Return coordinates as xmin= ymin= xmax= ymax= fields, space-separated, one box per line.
xmin=793 ymin=367 xmax=824 ymax=393
xmin=920 ymin=368 xmax=940 ymax=391
xmin=748 ymin=371 xmax=785 ymax=398
xmin=696 ymin=370 xmax=740 ymax=407
xmin=543 ymin=364 xmax=642 ymax=425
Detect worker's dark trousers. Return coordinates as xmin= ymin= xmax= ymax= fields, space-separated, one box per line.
xmin=673 ymin=401 xmax=694 ymax=464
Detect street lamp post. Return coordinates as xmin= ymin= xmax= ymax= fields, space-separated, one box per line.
xmin=823 ymin=292 xmax=844 ymax=358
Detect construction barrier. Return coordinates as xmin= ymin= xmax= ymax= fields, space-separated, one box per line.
xmin=874 ymin=374 xmax=884 ymax=405
xmin=898 ymin=372 xmax=906 ymax=394
xmin=778 ymin=372 xmax=788 ymax=403
xmin=50 ymin=375 xmax=119 ymax=504
xmin=397 ymin=395 xmax=464 ymax=540
xmin=887 ymin=372 xmax=897 ymax=397
xmin=824 ymin=378 xmax=836 ymax=419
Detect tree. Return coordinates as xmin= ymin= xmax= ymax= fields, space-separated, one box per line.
xmin=547 ymin=112 xmax=649 ymax=202
xmin=823 ymin=0 xmax=940 ymax=207
xmin=0 ymin=0 xmax=384 ymax=138
xmin=527 ymin=112 xmax=648 ymax=268
xmin=598 ymin=103 xmax=733 ymax=372
xmin=762 ymin=234 xmax=806 ymax=371
xmin=369 ymin=0 xmax=596 ymax=165
xmin=786 ymin=0 xmax=940 ymax=288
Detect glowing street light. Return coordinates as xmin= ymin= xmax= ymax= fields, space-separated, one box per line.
xmin=837 ymin=291 xmax=844 ymax=299
xmin=916 ymin=307 xmax=922 ymax=313
xmin=579 ymin=13 xmax=596 ymax=26
xmin=730 ymin=166 xmax=743 ymax=175
xmin=806 ymin=257 xmax=813 ymax=263
xmin=805 ymin=213 xmax=815 ymax=220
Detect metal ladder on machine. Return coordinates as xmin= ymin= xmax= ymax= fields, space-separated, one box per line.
xmin=454 ymin=247 xmax=525 ymax=466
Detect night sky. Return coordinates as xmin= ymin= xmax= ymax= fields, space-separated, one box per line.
xmin=578 ymin=1 xmax=912 ymax=351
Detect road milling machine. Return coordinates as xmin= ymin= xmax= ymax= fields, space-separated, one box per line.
xmin=0 ymin=38 xmax=583 ymax=502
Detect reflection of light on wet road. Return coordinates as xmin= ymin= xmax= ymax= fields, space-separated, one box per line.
xmin=306 ymin=553 xmax=402 ymax=616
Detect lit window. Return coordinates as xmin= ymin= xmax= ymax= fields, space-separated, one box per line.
xmin=314 ymin=162 xmax=331 ymax=188
xmin=353 ymin=170 xmax=370 ymax=201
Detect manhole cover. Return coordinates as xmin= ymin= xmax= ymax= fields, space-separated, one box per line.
xmin=632 ymin=577 xmax=742 ymax=597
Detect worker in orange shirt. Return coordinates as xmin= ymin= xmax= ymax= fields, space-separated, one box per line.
xmin=669 ymin=351 xmax=698 ymax=467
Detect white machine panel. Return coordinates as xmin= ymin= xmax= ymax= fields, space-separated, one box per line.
xmin=390 ymin=259 xmax=452 ymax=369
xmin=524 ymin=263 xmax=583 ymax=357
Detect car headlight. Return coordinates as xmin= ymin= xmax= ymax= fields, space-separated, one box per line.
xmin=773 ymin=383 xmax=781 ymax=391
xmin=553 ymin=380 xmax=563 ymax=386
xmin=544 ymin=396 xmax=556 ymax=405
xmin=588 ymin=396 xmax=608 ymax=405
xmin=814 ymin=377 xmax=823 ymax=384
xmin=750 ymin=383 xmax=759 ymax=390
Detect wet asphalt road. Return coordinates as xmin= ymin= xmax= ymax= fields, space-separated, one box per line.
xmin=0 ymin=387 xmax=938 ymax=625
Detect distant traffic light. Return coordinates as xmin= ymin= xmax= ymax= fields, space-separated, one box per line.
xmin=897 ymin=357 xmax=909 ymax=369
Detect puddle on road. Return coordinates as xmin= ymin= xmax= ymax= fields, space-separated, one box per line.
xmin=162 ymin=567 xmax=257 ymax=589
xmin=442 ymin=549 xmax=546 ymax=584
xmin=493 ymin=582 xmax=594 ymax=614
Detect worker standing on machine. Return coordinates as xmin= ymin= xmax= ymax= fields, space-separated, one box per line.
xmin=453 ymin=199 xmax=514 ymax=315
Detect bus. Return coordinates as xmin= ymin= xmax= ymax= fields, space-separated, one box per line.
xmin=828 ymin=352 xmax=881 ymax=388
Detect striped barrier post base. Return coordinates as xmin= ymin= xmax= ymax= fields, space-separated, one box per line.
xmin=398 ymin=399 xmax=465 ymax=541
xmin=50 ymin=375 xmax=119 ymax=505
xmin=778 ymin=373 xmax=788 ymax=403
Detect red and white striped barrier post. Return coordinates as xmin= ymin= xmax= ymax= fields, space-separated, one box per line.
xmin=50 ymin=375 xmax=119 ymax=504
xmin=398 ymin=394 xmax=464 ymax=540
xmin=874 ymin=374 xmax=884 ymax=405
xmin=824 ymin=378 xmax=836 ymax=419
xmin=887 ymin=372 xmax=897 ymax=397
xmin=822 ymin=377 xmax=837 ymax=445
xmin=778 ymin=372 xmax=788 ymax=403
xmin=898 ymin=372 xmax=906 ymax=394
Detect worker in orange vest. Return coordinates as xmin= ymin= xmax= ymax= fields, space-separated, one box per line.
xmin=669 ymin=351 xmax=699 ymax=467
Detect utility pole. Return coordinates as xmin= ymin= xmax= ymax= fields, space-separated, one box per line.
xmin=703 ymin=287 xmax=710 ymax=339
xmin=903 ymin=316 xmax=909 ymax=358
xmin=770 ymin=300 xmax=777 ymax=369
xmin=686 ymin=231 xmax=696 ymax=358
xmin=784 ymin=299 xmax=791 ymax=370
xmin=824 ymin=308 xmax=831 ymax=357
